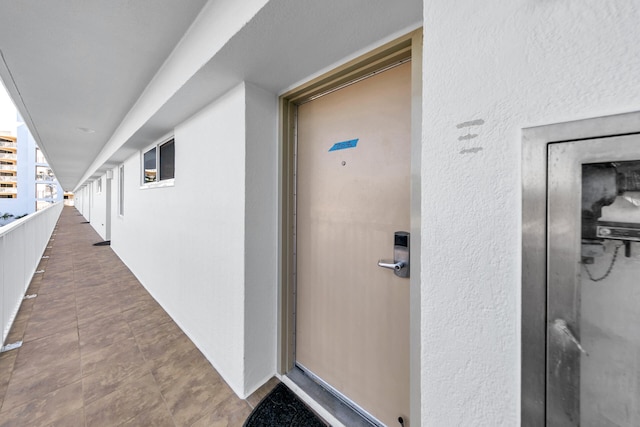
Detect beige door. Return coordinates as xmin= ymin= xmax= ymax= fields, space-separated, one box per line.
xmin=296 ymin=61 xmax=411 ymax=426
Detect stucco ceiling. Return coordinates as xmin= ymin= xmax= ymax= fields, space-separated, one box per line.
xmin=0 ymin=0 xmax=422 ymax=191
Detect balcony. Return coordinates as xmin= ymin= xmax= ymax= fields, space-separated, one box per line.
xmin=0 ymin=176 xmax=17 ymax=183
xmin=0 ymin=206 xmax=275 ymax=425
xmin=0 ymin=165 xmax=17 ymax=172
xmin=0 ymin=141 xmax=16 ymax=150
xmin=0 ymin=153 xmax=17 ymax=162
xmin=0 ymin=187 xmax=18 ymax=195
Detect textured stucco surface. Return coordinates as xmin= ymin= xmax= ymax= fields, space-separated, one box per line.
xmin=421 ymin=1 xmax=640 ymax=425
xmin=242 ymin=82 xmax=278 ymax=395
xmin=103 ymin=82 xmax=277 ymax=398
xmin=89 ymin=178 xmax=107 ymax=240
xmin=110 ymin=84 xmax=249 ymax=396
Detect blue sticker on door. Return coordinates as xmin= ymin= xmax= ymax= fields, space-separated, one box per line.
xmin=328 ymin=138 xmax=359 ymax=152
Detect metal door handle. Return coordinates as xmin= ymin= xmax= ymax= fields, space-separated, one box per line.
xmin=378 ymin=260 xmax=406 ymax=271
xmin=552 ymin=319 xmax=588 ymax=355
xmin=378 ymin=231 xmax=410 ymax=278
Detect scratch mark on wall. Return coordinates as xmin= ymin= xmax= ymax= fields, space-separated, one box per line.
xmin=456 ymin=119 xmax=485 ymax=129
xmin=458 ymin=134 xmax=478 ymax=141
xmin=456 ymin=118 xmax=485 ymax=149
xmin=459 ymin=147 xmax=483 ymax=154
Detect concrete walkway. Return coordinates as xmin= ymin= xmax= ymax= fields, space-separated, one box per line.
xmin=0 ymin=206 xmax=273 ymax=426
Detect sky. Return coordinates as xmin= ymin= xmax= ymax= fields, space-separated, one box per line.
xmin=0 ymin=81 xmax=17 ymax=136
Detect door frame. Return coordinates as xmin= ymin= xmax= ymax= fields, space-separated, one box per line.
xmin=521 ymin=110 xmax=640 ymax=425
xmin=278 ymin=29 xmax=423 ymax=424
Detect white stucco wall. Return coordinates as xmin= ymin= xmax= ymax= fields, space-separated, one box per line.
xmin=90 ymin=177 xmax=108 ymax=240
xmin=75 ymin=187 xmax=83 ymax=216
xmin=77 ymin=184 xmax=91 ymax=222
xmin=243 ymin=82 xmax=278 ymax=392
xmin=76 ymin=185 xmax=87 ymax=219
xmin=111 ymin=82 xmax=277 ymax=398
xmin=421 ymin=1 xmax=640 ymax=425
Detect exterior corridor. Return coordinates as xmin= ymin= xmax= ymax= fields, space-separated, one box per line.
xmin=0 ymin=206 xmax=270 ymax=426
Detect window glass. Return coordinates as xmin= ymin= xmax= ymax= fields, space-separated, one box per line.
xmin=142 ymin=138 xmax=175 ymax=185
xmin=144 ymin=147 xmax=157 ymax=183
xmin=159 ymin=139 xmax=175 ymax=180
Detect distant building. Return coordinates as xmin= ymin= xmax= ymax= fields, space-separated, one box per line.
xmin=0 ymin=134 xmax=17 ymax=200
xmin=0 ymin=118 xmax=63 ymax=221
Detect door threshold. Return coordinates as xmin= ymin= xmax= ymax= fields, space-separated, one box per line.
xmin=282 ymin=366 xmax=381 ymax=427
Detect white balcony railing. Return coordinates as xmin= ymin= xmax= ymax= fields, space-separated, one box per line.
xmin=0 ymin=188 xmax=18 ymax=195
xmin=0 ymin=165 xmax=17 ymax=172
xmin=0 ymin=153 xmax=17 ymax=161
xmin=1 ymin=202 xmax=63 ymax=345
xmin=0 ymin=176 xmax=17 ymax=183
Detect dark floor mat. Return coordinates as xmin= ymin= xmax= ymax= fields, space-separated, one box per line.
xmin=244 ymin=383 xmax=327 ymax=427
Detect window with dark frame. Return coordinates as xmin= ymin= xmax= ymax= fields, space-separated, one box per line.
xmin=142 ymin=138 xmax=175 ymax=184
xmin=143 ymin=147 xmax=157 ymax=183
xmin=159 ymin=139 xmax=175 ymax=180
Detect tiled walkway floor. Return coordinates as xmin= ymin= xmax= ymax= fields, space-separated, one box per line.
xmin=0 ymin=206 xmax=274 ymax=426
